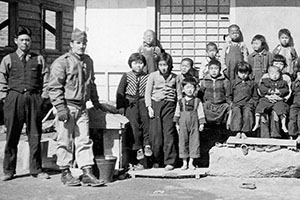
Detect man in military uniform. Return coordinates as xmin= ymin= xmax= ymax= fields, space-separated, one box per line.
xmin=0 ymin=26 xmax=50 ymax=181
xmin=48 ymin=28 xmax=105 ymax=187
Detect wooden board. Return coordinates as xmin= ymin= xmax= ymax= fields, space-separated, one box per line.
xmin=226 ymin=136 xmax=297 ymax=148
xmin=129 ymin=168 xmax=208 ymax=179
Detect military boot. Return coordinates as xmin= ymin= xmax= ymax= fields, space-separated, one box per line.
xmin=81 ymin=166 xmax=105 ymax=187
xmin=61 ymin=168 xmax=81 ymax=186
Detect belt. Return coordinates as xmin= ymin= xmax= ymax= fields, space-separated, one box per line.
xmin=10 ymin=88 xmax=41 ymax=94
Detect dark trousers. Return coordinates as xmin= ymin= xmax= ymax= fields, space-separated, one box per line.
xmin=3 ymin=91 xmax=43 ymax=175
xmin=125 ymin=99 xmax=150 ymax=150
xmin=230 ymin=104 xmax=254 ymax=134
xmin=288 ymin=104 xmax=300 ymax=136
xmin=149 ymin=100 xmax=177 ymax=166
xmin=256 ymin=98 xmax=289 ymax=116
xmin=260 ymin=112 xmax=282 ymax=138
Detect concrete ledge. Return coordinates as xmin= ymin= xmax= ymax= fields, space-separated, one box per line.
xmin=208 ymin=146 xmax=300 ymax=178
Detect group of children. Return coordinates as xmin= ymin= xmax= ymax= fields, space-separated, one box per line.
xmin=116 ymin=25 xmax=300 ymax=171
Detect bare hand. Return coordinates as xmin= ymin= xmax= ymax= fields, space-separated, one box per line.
xmin=199 ymin=124 xmax=204 ymax=132
xmin=148 ymin=107 xmax=154 ymax=118
xmin=176 ymin=124 xmax=180 ymax=133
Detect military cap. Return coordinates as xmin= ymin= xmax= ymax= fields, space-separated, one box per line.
xmin=15 ymin=26 xmax=32 ymax=38
xmin=71 ymin=28 xmax=88 ymax=42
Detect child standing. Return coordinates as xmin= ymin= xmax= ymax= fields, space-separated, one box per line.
xmin=199 ymin=42 xmax=219 ymax=80
xmin=116 ymin=53 xmax=152 ymax=163
xmin=145 ymin=52 xmax=178 ymax=170
xmin=253 ymin=66 xmax=289 ymax=133
xmin=174 ymin=77 xmax=205 ymax=170
xmin=248 ymin=34 xmax=273 ymax=83
xmin=220 ymin=24 xmax=249 ymax=82
xmin=199 ymin=59 xmax=231 ymax=125
xmin=138 ymin=30 xmax=162 ymax=74
xmin=288 ymin=63 xmax=300 ymax=141
xmin=228 ymin=62 xmax=259 ymax=139
xmin=176 ymin=58 xmax=198 ymax=100
xmin=272 ymin=28 xmax=298 ymax=74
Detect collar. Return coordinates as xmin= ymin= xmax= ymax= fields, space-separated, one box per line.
xmin=203 ymin=73 xmax=225 ymax=81
xmin=16 ymin=48 xmax=30 ymax=59
xmin=143 ymin=41 xmax=154 ymax=48
xmin=69 ymin=50 xmax=85 ymax=61
xmin=250 ymin=49 xmax=267 ymax=57
xmin=234 ymin=77 xmax=251 ymax=85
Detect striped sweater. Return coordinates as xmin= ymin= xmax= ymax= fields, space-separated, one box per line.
xmin=116 ymin=71 xmax=148 ymax=109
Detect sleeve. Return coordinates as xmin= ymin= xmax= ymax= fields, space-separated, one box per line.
xmin=250 ymin=82 xmax=259 ymax=106
xmin=278 ymin=81 xmax=289 ymax=97
xmin=283 ymin=75 xmax=292 ymax=101
xmin=219 ymin=42 xmax=229 ymax=72
xmin=224 ymin=79 xmax=232 ymax=104
xmin=259 ymin=79 xmax=271 ymax=96
xmin=241 ymin=43 xmax=249 ymax=62
xmin=145 ymin=73 xmax=154 ymax=107
xmin=229 ymin=80 xmax=234 ymax=103
xmin=0 ymin=55 xmax=10 ymax=101
xmin=291 ymin=47 xmax=298 ymax=61
xmin=197 ymin=100 xmax=206 ymax=124
xmin=197 ymin=79 xmax=205 ymax=100
xmin=89 ymin=59 xmax=100 ymax=104
xmin=176 ymin=76 xmax=182 ymax=100
xmin=47 ymin=58 xmax=67 ymax=108
xmin=173 ymin=101 xmax=180 ymax=124
xmin=116 ymin=73 xmax=127 ymax=109
xmin=38 ymin=55 xmax=50 ymax=99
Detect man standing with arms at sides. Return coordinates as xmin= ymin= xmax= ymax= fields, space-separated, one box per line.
xmin=48 ymin=28 xmax=105 ymax=187
xmin=0 ymin=26 xmax=50 ymax=181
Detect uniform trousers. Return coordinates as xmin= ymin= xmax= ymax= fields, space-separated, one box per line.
xmin=55 ymin=105 xmax=94 ymax=169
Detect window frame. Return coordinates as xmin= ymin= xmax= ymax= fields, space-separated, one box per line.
xmin=0 ymin=0 xmax=18 ymax=51
xmin=41 ymin=4 xmax=63 ymax=53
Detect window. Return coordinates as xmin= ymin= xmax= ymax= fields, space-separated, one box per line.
xmin=42 ymin=6 xmax=62 ymax=51
xmin=158 ymin=0 xmax=230 ymax=71
xmin=0 ymin=0 xmax=17 ymax=48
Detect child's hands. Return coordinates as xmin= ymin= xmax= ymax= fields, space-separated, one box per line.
xmin=199 ymin=124 xmax=204 ymax=132
xmin=118 ymin=108 xmax=125 ymax=115
xmin=176 ymin=124 xmax=180 ymax=133
xmin=148 ymin=106 xmax=154 ymax=118
xmin=274 ymin=88 xmax=280 ymax=95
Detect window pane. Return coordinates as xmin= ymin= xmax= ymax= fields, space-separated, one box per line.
xmin=0 ymin=1 xmax=8 ymax=47
xmin=45 ymin=10 xmax=56 ymax=49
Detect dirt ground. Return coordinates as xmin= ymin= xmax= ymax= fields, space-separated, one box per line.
xmin=0 ymin=173 xmax=300 ymax=200
xmin=0 ymin=127 xmax=300 ymax=200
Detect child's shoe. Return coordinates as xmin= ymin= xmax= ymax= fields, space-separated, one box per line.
xmin=164 ymin=165 xmax=174 ymax=171
xmin=265 ymin=145 xmax=281 ymax=153
xmin=144 ymin=146 xmax=153 ymax=157
xmin=136 ymin=149 xmax=145 ymax=160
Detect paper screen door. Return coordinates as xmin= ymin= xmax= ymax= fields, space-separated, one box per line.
xmin=157 ymin=0 xmax=230 ymax=71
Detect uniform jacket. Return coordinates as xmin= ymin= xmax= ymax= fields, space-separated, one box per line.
xmin=48 ymin=51 xmax=99 ymax=108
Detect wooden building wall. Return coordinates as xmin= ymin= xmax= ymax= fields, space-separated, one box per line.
xmin=0 ymin=0 xmax=74 ymax=67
